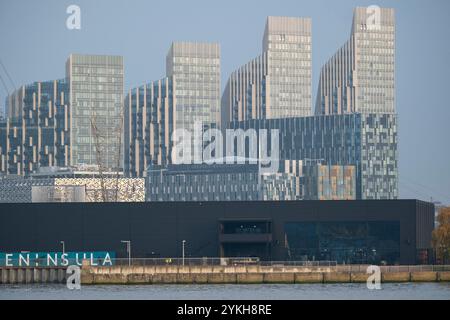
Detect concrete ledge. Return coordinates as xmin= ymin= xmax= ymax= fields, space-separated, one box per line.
xmin=81 ymin=273 xmax=94 ymax=285
xmin=200 ymin=266 xmax=215 ymax=273
xmin=382 ymin=272 xmax=410 ymax=282
xmin=166 ymin=266 xmax=179 ymax=274
xmin=152 ymin=273 xmax=178 ymax=284
xmin=177 ymin=273 xmax=208 ymax=284
xmin=127 ymin=273 xmax=152 ymax=284
xmin=295 ymin=272 xmax=324 ymax=283
xmin=207 ymin=273 xmax=237 ymax=284
xmin=263 ymin=272 xmax=295 ymax=284
xmin=193 ymin=274 xmax=209 ymax=284
xmin=410 ymin=271 xmax=438 ymax=282
xmin=237 ymin=273 xmax=264 ymax=284
xmin=246 ymin=266 xmax=261 ymax=273
xmin=143 ymin=266 xmax=156 ymax=274
xmin=189 ymin=266 xmax=214 ymax=274
xmin=93 ymin=273 xmax=127 ymax=285
xmin=234 ymin=266 xmax=247 ymax=273
xmin=350 ymin=273 xmax=369 ymax=283
xmin=154 ymin=266 xmax=168 ymax=274
xmin=324 ymin=272 xmax=351 ymax=283
xmin=210 ymin=266 xmax=225 ymax=274
xmin=5 ymin=266 xmax=447 ymax=285
xmin=177 ymin=266 xmax=191 ymax=274
xmin=119 ymin=266 xmax=134 ymax=275
xmin=438 ymin=271 xmax=450 ymax=282
xmin=223 ymin=267 xmax=237 ymax=274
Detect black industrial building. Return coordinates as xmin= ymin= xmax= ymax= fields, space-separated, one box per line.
xmin=0 ymin=200 xmax=435 ymax=265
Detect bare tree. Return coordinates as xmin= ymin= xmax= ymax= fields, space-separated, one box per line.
xmin=113 ymin=107 xmax=124 ymax=202
xmin=90 ymin=104 xmax=124 ymax=202
xmin=90 ymin=116 xmax=107 ymax=202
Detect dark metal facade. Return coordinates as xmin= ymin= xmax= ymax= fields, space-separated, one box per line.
xmin=0 ymin=200 xmax=433 ymax=265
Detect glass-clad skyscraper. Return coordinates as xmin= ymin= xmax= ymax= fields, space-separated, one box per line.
xmin=263 ymin=16 xmax=312 ymax=118
xmin=0 ymin=80 xmax=69 ymax=176
xmin=222 ymin=16 xmax=312 ymax=128
xmin=311 ymin=6 xmax=397 ymax=199
xmin=229 ymin=112 xmax=398 ymax=200
xmin=166 ymin=42 xmax=221 ymax=132
xmin=1 ymin=54 xmax=124 ymax=176
xmin=315 ymin=7 xmax=395 ymax=115
xmin=124 ymin=78 xmax=174 ymax=177
xmin=66 ymin=54 xmax=124 ymax=170
xmin=125 ymin=42 xmax=221 ymax=176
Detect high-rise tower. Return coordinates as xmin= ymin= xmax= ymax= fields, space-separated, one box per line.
xmin=166 ymin=42 xmax=221 ymax=133
xmin=315 ymin=7 xmax=395 ymax=115
xmin=124 ymin=42 xmax=221 ymax=176
xmin=222 ymin=16 xmax=312 ymax=128
xmin=66 ymin=54 xmax=124 ymax=170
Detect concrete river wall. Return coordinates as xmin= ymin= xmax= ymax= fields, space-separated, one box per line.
xmin=80 ymin=265 xmax=450 ymax=285
xmin=0 ymin=267 xmax=67 ymax=284
xmin=1 ymin=265 xmax=449 ymax=285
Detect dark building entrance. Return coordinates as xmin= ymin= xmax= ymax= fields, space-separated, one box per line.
xmin=219 ymin=219 xmax=272 ymax=260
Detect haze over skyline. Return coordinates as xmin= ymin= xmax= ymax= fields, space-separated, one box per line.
xmin=0 ymin=0 xmax=449 ymax=204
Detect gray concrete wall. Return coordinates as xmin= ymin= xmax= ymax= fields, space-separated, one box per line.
xmin=80 ymin=265 xmax=450 ymax=285
xmin=2 ymin=267 xmax=448 ymax=285
xmin=0 ymin=268 xmax=66 ymax=284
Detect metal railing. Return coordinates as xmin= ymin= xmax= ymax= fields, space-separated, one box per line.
xmin=109 ymin=257 xmax=260 ymax=267
xmin=0 ymin=257 xmax=334 ymax=268
xmin=104 ymin=261 xmax=450 ymax=272
xmin=259 ymin=260 xmax=337 ymax=267
xmin=332 ymin=264 xmax=450 ymax=273
xmin=96 ymin=258 xmax=338 ymax=267
xmin=0 ymin=257 xmax=261 ymax=268
xmin=2 ymin=256 xmax=450 ymax=272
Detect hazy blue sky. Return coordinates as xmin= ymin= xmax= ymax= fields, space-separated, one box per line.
xmin=0 ymin=0 xmax=449 ymax=204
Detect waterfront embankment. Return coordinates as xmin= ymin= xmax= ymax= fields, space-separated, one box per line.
xmin=1 ymin=264 xmax=449 ymax=285
xmin=0 ymin=267 xmax=67 ymax=284
xmin=80 ymin=265 xmax=450 ymax=285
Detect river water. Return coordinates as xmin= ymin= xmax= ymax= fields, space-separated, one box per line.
xmin=1 ymin=283 xmax=449 ymax=300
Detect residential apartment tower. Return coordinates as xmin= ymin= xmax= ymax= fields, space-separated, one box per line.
xmin=222 ymin=16 xmax=312 ymax=128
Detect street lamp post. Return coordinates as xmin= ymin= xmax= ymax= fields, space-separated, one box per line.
xmin=60 ymin=241 xmax=65 ymax=255
xmin=121 ymin=240 xmax=131 ymax=266
xmin=182 ymin=240 xmax=186 ymax=266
